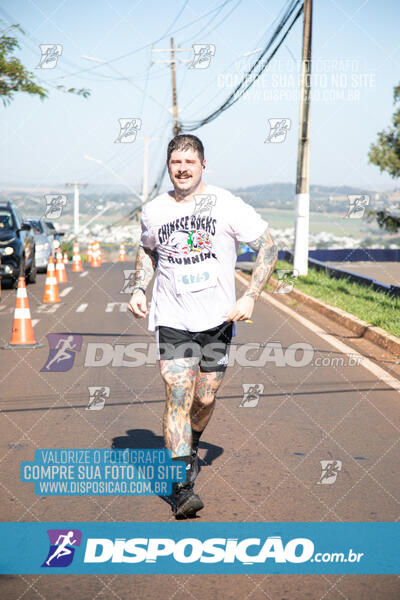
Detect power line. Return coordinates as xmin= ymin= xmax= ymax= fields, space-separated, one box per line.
xmin=148 ymin=0 xmax=303 ymax=197
xmin=148 ymin=0 xmax=303 ymax=198
xmin=0 ymin=7 xmax=115 ymax=83
xmin=161 ymin=0 xmax=190 ymax=38
xmin=181 ymin=0 xmax=303 ymax=131
xmin=66 ymin=2 xmax=302 ymax=238
xmin=61 ymin=1 xmax=301 ymax=218
xmin=139 ymin=48 xmax=153 ymax=117
xmin=178 ymin=0 xmax=295 ymax=119
xmin=49 ymin=0 xmax=236 ymax=81
xmin=84 ymin=84 xmax=171 ymax=184
xmin=81 ymin=55 xmax=175 ymax=118
xmin=48 ymin=1 xmax=190 ymax=85
xmin=180 ymin=0 xmax=242 ymax=43
xmin=90 ymin=117 xmax=171 ymax=232
xmin=149 ymin=162 xmax=168 ymax=200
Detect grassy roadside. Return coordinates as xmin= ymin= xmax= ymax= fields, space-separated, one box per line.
xmin=266 ymin=260 xmax=400 ymax=338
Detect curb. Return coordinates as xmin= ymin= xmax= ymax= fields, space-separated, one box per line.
xmin=235 ymin=268 xmax=400 ymax=358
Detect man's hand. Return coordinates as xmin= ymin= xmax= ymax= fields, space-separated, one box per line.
xmin=128 ymin=290 xmax=148 ymax=318
xmin=127 ymin=245 xmax=156 ymax=318
xmin=224 ymin=295 xmax=255 ymax=322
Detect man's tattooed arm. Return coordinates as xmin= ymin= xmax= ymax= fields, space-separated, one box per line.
xmin=131 ymin=246 xmax=157 ymax=294
xmin=244 ymin=229 xmax=278 ymax=300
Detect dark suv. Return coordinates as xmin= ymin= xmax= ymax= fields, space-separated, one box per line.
xmin=0 ymin=201 xmax=36 ymax=287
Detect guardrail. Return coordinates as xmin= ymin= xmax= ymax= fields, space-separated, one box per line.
xmin=237 ymin=248 xmax=400 ymax=297
xmin=308 ymin=248 xmax=400 ymax=262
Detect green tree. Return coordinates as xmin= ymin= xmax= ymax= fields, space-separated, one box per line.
xmin=0 ymin=22 xmax=90 ymax=106
xmin=368 ymin=83 xmax=400 ymax=232
xmin=366 ymin=209 xmax=400 ymax=233
xmin=369 ymin=84 xmax=400 ymax=178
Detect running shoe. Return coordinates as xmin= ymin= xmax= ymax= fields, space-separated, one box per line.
xmin=189 ymin=449 xmax=199 ymax=483
xmin=172 ymin=482 xmax=204 ymax=519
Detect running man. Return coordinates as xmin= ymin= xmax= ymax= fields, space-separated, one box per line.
xmin=45 ymin=531 xmax=76 ymax=565
xmin=44 ymin=335 xmax=77 ymax=371
xmin=128 ymin=134 xmax=278 ymax=518
xmin=88 ymin=386 xmax=108 ymax=409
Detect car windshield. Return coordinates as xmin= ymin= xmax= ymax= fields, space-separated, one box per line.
xmin=29 ymin=220 xmax=44 ymax=234
xmin=0 ymin=210 xmax=14 ymax=231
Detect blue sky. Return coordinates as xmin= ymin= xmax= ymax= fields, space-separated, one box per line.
xmin=1 ymin=0 xmax=400 ymax=194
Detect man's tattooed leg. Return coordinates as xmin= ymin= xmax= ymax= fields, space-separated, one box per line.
xmin=190 ymin=370 xmax=225 ymax=433
xmin=160 ymin=357 xmax=199 ymax=457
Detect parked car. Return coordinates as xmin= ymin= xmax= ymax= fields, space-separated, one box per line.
xmin=44 ymin=220 xmax=64 ymax=253
xmin=28 ymin=218 xmax=52 ymax=272
xmin=0 ymin=201 xmax=36 ymax=287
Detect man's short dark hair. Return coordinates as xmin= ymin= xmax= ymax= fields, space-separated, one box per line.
xmin=167 ymin=134 xmax=204 ymax=164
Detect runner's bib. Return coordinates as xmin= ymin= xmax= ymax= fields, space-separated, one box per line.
xmin=174 ymin=261 xmax=218 ymax=294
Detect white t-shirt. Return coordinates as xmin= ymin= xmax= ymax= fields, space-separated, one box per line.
xmin=140 ymin=184 xmax=268 ymax=333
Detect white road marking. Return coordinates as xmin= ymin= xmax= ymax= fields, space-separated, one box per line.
xmin=235 ymin=271 xmax=400 ymax=394
xmin=76 ymin=303 xmax=88 ymax=312
xmin=105 ymin=302 xmax=128 ymax=313
xmin=60 ymin=286 xmax=73 ymax=297
xmin=36 ymin=304 xmax=60 ymax=314
xmin=80 ymin=271 xmax=88 ymax=277
xmin=31 ymin=319 xmax=39 ymax=326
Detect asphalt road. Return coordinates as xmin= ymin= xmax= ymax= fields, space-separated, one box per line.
xmin=0 ymin=261 xmax=399 ymax=599
xmin=327 ymin=261 xmax=400 ymax=286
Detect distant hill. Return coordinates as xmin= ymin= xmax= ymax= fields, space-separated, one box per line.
xmin=0 ymin=181 xmax=392 ymax=218
xmin=229 ymin=183 xmax=372 ymax=208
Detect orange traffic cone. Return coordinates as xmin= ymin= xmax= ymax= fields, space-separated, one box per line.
xmin=1 ymin=277 xmax=44 ymax=348
xmin=72 ymin=242 xmax=83 ymax=272
xmin=86 ymin=242 xmax=93 ymax=264
xmin=118 ymin=244 xmax=126 ymax=262
xmin=55 ymin=250 xmax=68 ymax=283
xmin=91 ymin=241 xmax=101 ymax=268
xmin=43 ymin=256 xmax=61 ymax=303
xmin=63 ymin=252 xmax=69 ymax=265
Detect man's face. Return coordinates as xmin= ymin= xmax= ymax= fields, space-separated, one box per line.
xmin=167 ymin=148 xmax=205 ymax=193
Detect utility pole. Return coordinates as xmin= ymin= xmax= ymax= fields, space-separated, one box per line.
xmin=152 ymin=39 xmax=192 ymax=136
xmin=170 ymin=37 xmax=181 ymax=136
xmin=65 ymin=182 xmax=88 ymax=235
xmin=293 ymin=0 xmax=313 ymax=276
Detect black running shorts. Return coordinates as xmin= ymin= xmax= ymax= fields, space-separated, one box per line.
xmin=156 ymin=321 xmax=233 ymax=372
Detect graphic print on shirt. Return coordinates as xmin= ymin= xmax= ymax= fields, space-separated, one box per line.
xmin=141 ymin=188 xmax=268 ymax=331
xmin=157 ymin=214 xmax=217 ymax=265
xmin=165 ymin=229 xmax=212 ymax=256
xmin=157 ymin=214 xmax=218 ymax=293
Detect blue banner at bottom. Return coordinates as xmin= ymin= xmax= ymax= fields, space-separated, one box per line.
xmin=0 ymin=522 xmax=398 ymax=574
